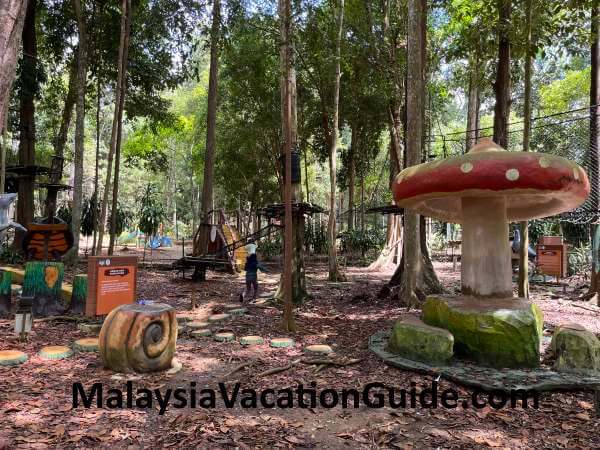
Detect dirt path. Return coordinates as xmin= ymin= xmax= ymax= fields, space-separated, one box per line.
xmin=0 ymin=260 xmax=598 ymax=448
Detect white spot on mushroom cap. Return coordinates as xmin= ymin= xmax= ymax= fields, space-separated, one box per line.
xmin=539 ymin=157 xmax=550 ymax=168
xmin=460 ymin=162 xmax=473 ymax=173
xmin=506 ymin=168 xmax=519 ymax=181
xmin=573 ymin=168 xmax=580 ymax=180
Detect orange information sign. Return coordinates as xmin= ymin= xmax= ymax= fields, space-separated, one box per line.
xmin=86 ymin=256 xmax=138 ymax=317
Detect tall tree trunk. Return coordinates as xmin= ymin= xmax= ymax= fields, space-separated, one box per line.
xmin=590 ymin=0 xmax=600 ymax=296
xmin=327 ymin=0 xmax=346 ymax=282
xmin=519 ymin=0 xmax=533 ymax=298
xmin=198 ymin=0 xmax=220 ymax=254
xmin=347 ymin=127 xmax=356 ymax=231
xmin=275 ymin=0 xmax=308 ymax=307
xmin=91 ymin=78 xmax=101 ymax=255
xmin=0 ymin=0 xmax=29 ymax=136
xmin=279 ymin=0 xmax=296 ymax=331
xmin=95 ymin=0 xmax=130 ymax=255
xmin=67 ymin=0 xmax=88 ymax=263
xmin=16 ymin=0 xmax=36 ymax=235
xmin=493 ymin=0 xmax=511 ymax=148
xmin=399 ymin=0 xmax=425 ymax=307
xmin=465 ymin=57 xmax=479 ymax=151
xmin=45 ymin=55 xmax=77 ymax=218
xmin=108 ymin=0 xmax=131 ymax=255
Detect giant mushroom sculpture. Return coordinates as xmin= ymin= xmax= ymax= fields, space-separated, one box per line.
xmin=392 ymin=138 xmax=590 ymax=368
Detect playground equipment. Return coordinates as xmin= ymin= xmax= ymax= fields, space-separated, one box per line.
xmin=390 ymin=138 xmax=589 ymax=368
xmin=173 ymin=209 xmax=282 ymax=280
xmin=6 ymin=155 xmax=75 ymax=261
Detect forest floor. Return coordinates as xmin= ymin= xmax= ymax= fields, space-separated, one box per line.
xmin=1 ymin=258 xmax=599 ymax=449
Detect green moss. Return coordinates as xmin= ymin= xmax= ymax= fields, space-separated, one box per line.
xmin=22 ymin=262 xmax=64 ymax=299
xmin=422 ymin=296 xmax=542 ymax=368
xmin=387 ymin=317 xmax=453 ymax=365
xmin=69 ymin=274 xmax=88 ymax=313
xmin=0 ymin=270 xmax=12 ymax=295
xmin=551 ymin=324 xmax=600 ymax=373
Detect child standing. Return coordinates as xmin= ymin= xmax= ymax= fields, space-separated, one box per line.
xmin=242 ymin=243 xmax=266 ymax=302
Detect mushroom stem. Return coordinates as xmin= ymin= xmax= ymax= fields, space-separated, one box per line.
xmin=461 ymin=197 xmax=513 ymax=298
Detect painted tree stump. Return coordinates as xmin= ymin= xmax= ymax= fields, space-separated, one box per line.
xmin=23 ymin=261 xmax=65 ymax=316
xmin=69 ymin=274 xmax=88 ymax=315
xmin=39 ymin=345 xmax=73 ymax=360
xmin=0 ymin=270 xmax=12 ymax=317
xmin=99 ymin=303 xmax=177 ymax=373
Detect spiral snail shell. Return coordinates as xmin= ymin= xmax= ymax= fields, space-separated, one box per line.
xmin=99 ymin=303 xmax=177 ymax=373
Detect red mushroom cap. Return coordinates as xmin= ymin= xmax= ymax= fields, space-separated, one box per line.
xmin=393 ymin=139 xmax=590 ymax=223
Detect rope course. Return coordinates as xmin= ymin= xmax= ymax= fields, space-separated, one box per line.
xmin=429 ymin=106 xmax=600 ymax=225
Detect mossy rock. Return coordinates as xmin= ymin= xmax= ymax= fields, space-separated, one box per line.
xmin=191 ymin=329 xmax=212 ymax=338
xmin=0 ymin=350 xmax=28 ymax=366
xmin=422 ymin=295 xmax=542 ymax=368
xmin=229 ymin=308 xmax=248 ymax=316
xmin=208 ymin=313 xmax=231 ymax=322
xmin=387 ymin=316 xmax=453 ymax=365
xmin=214 ymin=332 xmax=235 ymax=342
xmin=240 ymin=335 xmax=264 ymax=346
xmin=304 ymin=344 xmax=333 ymax=355
xmin=73 ymin=338 xmax=99 ymax=352
xmin=187 ymin=321 xmax=209 ymax=329
xmin=270 ymin=338 xmax=295 ymax=348
xmin=78 ymin=322 xmax=103 ymax=334
xmin=39 ymin=345 xmax=73 ymax=360
xmin=550 ymin=323 xmax=600 ymax=373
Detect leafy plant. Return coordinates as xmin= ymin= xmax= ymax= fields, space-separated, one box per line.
xmin=80 ymin=194 xmax=99 ymax=237
xmin=138 ymin=184 xmax=166 ymax=238
xmin=338 ymin=228 xmax=385 ymax=255
xmin=305 ymin=220 xmax=328 ymax=255
xmin=108 ymin=202 xmax=134 ymax=237
xmin=56 ymin=203 xmax=72 ymax=225
xmin=430 ymin=232 xmax=447 ymax=252
xmin=568 ymin=243 xmax=591 ymax=277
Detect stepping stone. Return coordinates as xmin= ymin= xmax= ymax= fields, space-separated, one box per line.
xmin=78 ymin=323 xmax=103 ymax=334
xmin=191 ymin=329 xmax=212 ymax=338
xmin=39 ymin=345 xmax=73 ymax=360
xmin=240 ymin=336 xmax=264 ymax=346
xmin=208 ymin=313 xmax=231 ymax=323
xmin=176 ymin=314 xmax=194 ymax=324
xmin=551 ymin=323 xmax=600 ymax=373
xmin=0 ymin=350 xmax=28 ymax=366
xmin=73 ymin=338 xmax=99 ymax=352
xmin=214 ymin=332 xmax=235 ymax=342
xmin=304 ymin=344 xmax=333 ymax=355
xmin=270 ymin=337 xmax=295 ymax=348
xmin=187 ymin=321 xmax=209 ymax=329
xmin=228 ymin=308 xmax=247 ymax=316
xmin=222 ymin=304 xmax=243 ymax=310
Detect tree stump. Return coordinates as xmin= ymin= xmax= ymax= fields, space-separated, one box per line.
xmin=0 ymin=270 xmax=12 ymax=317
xmin=69 ymin=274 xmax=88 ymax=314
xmin=99 ymin=303 xmax=177 ymax=373
xmin=23 ymin=262 xmax=66 ymax=316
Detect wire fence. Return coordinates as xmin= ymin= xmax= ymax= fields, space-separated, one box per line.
xmin=429 ymin=107 xmax=599 ymax=226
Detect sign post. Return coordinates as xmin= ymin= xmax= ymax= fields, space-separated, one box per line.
xmin=86 ymin=256 xmax=138 ymax=317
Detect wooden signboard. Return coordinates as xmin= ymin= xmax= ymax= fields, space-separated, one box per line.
xmin=86 ymin=256 xmax=138 ymax=317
